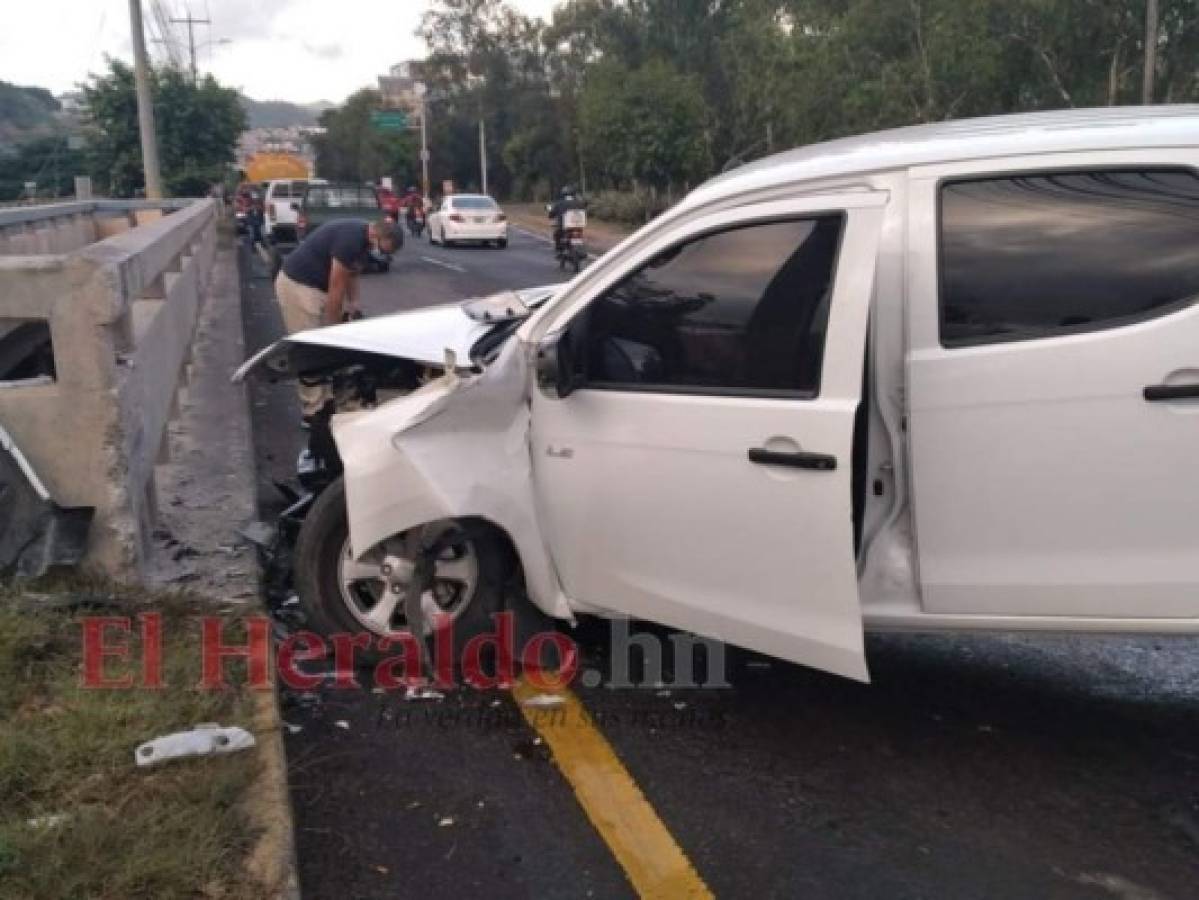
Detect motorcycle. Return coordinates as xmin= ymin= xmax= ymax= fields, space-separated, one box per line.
xmin=406 ymin=205 xmax=426 ymax=238
xmin=550 ymin=207 xmax=588 ymax=273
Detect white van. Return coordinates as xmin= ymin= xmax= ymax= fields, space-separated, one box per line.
xmin=238 ymin=107 xmax=1199 ymax=681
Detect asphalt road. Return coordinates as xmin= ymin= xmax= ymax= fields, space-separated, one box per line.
xmin=239 ymin=230 xmax=1199 ymax=899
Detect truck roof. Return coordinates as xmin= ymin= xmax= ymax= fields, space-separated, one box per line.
xmin=688 ymin=105 xmax=1199 ymax=209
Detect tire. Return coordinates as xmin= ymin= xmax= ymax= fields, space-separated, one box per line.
xmin=293 ymin=478 xmax=512 ymax=665
xmin=497 ymin=238 xmax=508 ymax=249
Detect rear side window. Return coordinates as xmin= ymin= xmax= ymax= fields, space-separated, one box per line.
xmin=453 ymin=197 xmax=497 ymax=210
xmin=271 ymin=183 xmax=291 ymax=199
xmin=939 ymin=169 xmax=1199 ymax=346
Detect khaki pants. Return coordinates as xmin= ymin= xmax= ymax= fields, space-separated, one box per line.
xmin=275 ymin=270 xmax=331 ymax=416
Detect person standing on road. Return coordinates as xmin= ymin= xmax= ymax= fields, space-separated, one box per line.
xmin=275 ymin=217 xmax=399 ymax=416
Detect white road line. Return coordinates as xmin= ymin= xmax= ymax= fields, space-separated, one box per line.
xmin=419 ymin=256 xmax=466 ymax=273
xmin=513 ymin=226 xmax=553 ymax=245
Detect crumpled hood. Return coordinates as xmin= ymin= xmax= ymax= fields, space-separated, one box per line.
xmin=232 ymin=285 xmax=559 ymax=382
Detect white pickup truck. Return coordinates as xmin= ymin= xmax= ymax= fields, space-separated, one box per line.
xmin=238 ymin=107 xmax=1199 ymax=681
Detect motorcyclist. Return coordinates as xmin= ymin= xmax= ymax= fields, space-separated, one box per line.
xmin=548 ymin=185 xmax=586 ymax=251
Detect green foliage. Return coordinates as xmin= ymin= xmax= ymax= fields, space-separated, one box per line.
xmin=313 ymin=89 xmax=419 ymax=185
xmin=0 ymin=82 xmax=60 ymax=145
xmin=80 ymin=59 xmax=245 ymax=197
xmin=408 ymin=0 xmax=1199 ymax=201
xmin=580 ymin=59 xmax=709 ymax=190
xmin=0 ymin=137 xmax=86 ymax=202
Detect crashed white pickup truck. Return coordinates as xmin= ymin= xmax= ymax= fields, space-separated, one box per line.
xmin=237 ymin=107 xmax=1199 ymax=682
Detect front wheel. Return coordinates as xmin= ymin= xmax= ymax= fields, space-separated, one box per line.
xmin=293 ymin=478 xmax=512 ymax=662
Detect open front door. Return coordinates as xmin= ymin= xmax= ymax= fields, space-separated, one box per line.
xmin=531 ymin=192 xmax=886 ymax=680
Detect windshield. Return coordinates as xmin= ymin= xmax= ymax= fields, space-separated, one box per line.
xmin=306 ymin=187 xmax=379 ymax=208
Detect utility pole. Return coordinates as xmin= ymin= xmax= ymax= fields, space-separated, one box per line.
xmin=1143 ymin=0 xmax=1159 ymax=104
xmin=479 ymin=118 xmax=488 ymax=195
xmin=129 ymin=0 xmax=163 ymax=198
xmin=170 ymin=7 xmax=211 ymax=82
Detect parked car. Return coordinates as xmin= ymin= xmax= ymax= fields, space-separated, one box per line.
xmin=428 ymin=194 xmax=508 ymax=248
xmin=237 ymin=107 xmax=1199 ymax=681
xmin=297 ymin=182 xmax=402 ymax=273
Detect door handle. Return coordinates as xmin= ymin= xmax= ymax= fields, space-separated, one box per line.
xmin=1144 ymin=383 xmax=1199 ymax=401
xmin=747 ymin=447 xmax=837 ymax=471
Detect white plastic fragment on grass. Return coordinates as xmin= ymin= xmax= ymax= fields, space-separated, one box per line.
xmin=26 ymin=814 xmax=69 ymax=829
xmin=134 ymin=723 xmax=256 ymax=767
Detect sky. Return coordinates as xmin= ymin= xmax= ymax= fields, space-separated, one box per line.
xmin=1 ymin=0 xmax=562 ymax=104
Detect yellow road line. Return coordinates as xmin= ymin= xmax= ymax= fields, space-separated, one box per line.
xmin=512 ymin=678 xmax=714 ymax=899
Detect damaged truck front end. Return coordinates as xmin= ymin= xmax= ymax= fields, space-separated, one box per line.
xmin=234 ymin=287 xmax=569 ymax=635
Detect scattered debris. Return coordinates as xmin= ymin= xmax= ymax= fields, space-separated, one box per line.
xmin=673 ymin=702 xmax=688 ymax=711
xmin=283 ymin=722 xmax=303 ymax=735
xmin=374 ymin=865 xmax=390 ymax=876
xmin=520 ymin=693 xmax=565 ymax=709
xmin=438 ymin=816 xmax=455 ymax=828
xmin=746 ymin=660 xmax=772 ymax=670
xmin=405 ymin=685 xmax=445 ymax=702
xmin=238 ymin=520 xmax=276 ymax=549
xmin=134 ymin=724 xmax=256 ymax=767
xmin=334 ymin=720 xmax=350 ymax=731
xmin=656 ymin=690 xmax=672 ymax=698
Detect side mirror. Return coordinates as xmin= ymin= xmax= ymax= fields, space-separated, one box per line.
xmin=536 ymin=331 xmax=582 ymax=399
xmin=544 ymin=203 xmax=553 ymax=214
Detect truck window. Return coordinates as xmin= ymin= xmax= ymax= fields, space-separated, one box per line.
xmin=939 ymin=169 xmax=1199 ymax=346
xmin=580 ymin=216 xmax=844 ymax=396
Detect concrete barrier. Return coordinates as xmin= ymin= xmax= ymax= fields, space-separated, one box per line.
xmin=0 ymin=198 xmax=219 ymax=576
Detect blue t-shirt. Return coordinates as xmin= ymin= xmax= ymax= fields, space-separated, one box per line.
xmin=283 ymin=219 xmax=370 ymax=292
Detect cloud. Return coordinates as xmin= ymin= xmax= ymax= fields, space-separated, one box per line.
xmin=0 ymin=0 xmax=567 ymax=103
xmin=302 ymin=42 xmax=344 ymax=61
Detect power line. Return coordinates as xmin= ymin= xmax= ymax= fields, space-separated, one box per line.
xmin=169 ymin=6 xmax=211 ymax=81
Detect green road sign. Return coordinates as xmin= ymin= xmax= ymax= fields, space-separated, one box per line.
xmin=371 ymin=110 xmax=409 ymax=131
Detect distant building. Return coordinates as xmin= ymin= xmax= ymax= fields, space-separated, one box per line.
xmin=378 ymin=61 xmax=424 ymax=118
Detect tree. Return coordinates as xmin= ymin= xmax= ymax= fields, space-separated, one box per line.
xmin=312 ymin=89 xmax=419 ymax=185
xmin=80 ymin=59 xmax=244 ymax=197
xmin=580 ymin=59 xmax=710 ymax=194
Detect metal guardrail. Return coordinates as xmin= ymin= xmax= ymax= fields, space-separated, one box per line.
xmin=0 ymin=198 xmax=192 ymax=228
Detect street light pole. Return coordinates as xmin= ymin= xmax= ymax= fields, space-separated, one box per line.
xmin=479 ymin=118 xmax=488 ymax=195
xmin=128 ymin=0 xmax=163 ymax=198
